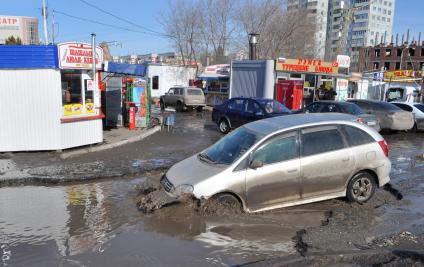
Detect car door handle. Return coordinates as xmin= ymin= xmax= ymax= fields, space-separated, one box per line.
xmin=287 ymin=168 xmax=298 ymax=173
xmin=342 ymin=157 xmax=350 ymax=162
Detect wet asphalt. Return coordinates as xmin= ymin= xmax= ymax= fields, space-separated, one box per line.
xmin=1 ymin=111 xmax=424 ymax=266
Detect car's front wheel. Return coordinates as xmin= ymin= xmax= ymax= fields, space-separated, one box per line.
xmin=218 ymin=118 xmax=230 ymax=134
xmin=347 ymin=172 xmax=376 ymax=203
xmin=160 ymin=100 xmax=166 ymax=110
xmin=176 ymin=101 xmax=184 ymax=112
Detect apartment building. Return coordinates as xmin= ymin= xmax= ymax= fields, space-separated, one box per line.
xmin=287 ymin=0 xmax=329 ymax=59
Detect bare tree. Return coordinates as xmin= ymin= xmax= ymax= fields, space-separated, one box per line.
xmin=233 ymin=0 xmax=316 ymax=59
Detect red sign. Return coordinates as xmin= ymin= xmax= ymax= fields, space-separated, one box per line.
xmin=276 ymin=58 xmax=339 ymax=74
xmin=0 ymin=17 xmax=19 ymax=25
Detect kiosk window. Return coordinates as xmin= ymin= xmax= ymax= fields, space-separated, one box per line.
xmin=61 ymin=71 xmax=93 ymax=105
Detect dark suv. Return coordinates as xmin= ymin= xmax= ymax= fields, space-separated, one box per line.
xmin=212 ymin=97 xmax=291 ymax=133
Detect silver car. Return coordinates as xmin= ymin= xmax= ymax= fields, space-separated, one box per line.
xmin=161 ymin=113 xmax=391 ymax=213
xmin=347 ymin=99 xmax=414 ymax=131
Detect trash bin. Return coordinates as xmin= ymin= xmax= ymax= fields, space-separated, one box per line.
xmin=163 ymin=108 xmax=176 ymax=131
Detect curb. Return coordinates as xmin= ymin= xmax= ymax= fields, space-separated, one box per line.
xmin=60 ymin=126 xmax=161 ymax=159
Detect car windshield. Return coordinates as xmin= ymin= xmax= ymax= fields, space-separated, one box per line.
xmin=187 ymin=89 xmax=203 ymax=95
xmin=414 ymin=104 xmax=424 ymax=113
xmin=256 ymin=99 xmax=291 ymax=114
xmin=342 ymin=103 xmax=364 ymax=115
xmin=201 ymin=127 xmax=262 ymax=165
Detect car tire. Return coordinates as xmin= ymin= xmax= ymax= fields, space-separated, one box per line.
xmin=160 ymin=101 xmax=165 ymax=110
xmin=196 ymin=106 xmax=203 ymax=112
xmin=176 ymin=101 xmax=183 ymax=112
xmin=211 ymin=193 xmax=242 ymax=212
xmin=218 ymin=118 xmax=230 ymax=134
xmin=347 ymin=172 xmax=376 ymax=204
xmin=410 ymin=123 xmax=418 ymax=133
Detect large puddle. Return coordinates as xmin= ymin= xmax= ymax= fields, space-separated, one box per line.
xmin=0 ymin=174 xmax=329 ymax=266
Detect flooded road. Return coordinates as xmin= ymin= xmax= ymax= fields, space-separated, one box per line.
xmin=1 ymin=113 xmax=424 ymax=266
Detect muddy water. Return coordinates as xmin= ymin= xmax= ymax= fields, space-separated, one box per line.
xmin=0 ymin=174 xmax=328 ymax=266
xmin=1 ymin=114 xmax=424 ymax=266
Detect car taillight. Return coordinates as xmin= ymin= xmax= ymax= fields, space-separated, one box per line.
xmin=356 ymin=117 xmax=364 ymax=124
xmin=378 ymin=140 xmax=389 ymax=157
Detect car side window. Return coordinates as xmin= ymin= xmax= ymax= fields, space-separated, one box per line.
xmin=245 ymin=100 xmax=262 ymax=114
xmin=305 ymin=103 xmax=321 ymax=113
xmin=252 ymin=133 xmax=298 ymax=165
xmin=321 ymin=104 xmax=340 ymax=113
xmin=301 ymin=126 xmax=346 ymax=157
xmin=176 ymin=88 xmax=183 ymax=95
xmin=228 ymin=99 xmax=245 ymax=111
xmin=341 ymin=125 xmax=375 ymax=147
xmin=168 ymin=88 xmax=175 ymax=95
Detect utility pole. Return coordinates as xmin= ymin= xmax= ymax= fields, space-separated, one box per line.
xmin=42 ymin=0 xmax=49 ymax=44
xmin=51 ymin=10 xmax=55 ymax=44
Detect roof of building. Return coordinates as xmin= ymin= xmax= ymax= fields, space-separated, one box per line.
xmin=0 ymin=45 xmax=58 ymax=69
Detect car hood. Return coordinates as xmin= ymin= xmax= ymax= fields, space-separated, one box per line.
xmin=166 ymin=154 xmax=226 ymax=187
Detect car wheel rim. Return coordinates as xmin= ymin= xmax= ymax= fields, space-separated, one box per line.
xmin=220 ymin=121 xmax=227 ymax=132
xmin=352 ymin=177 xmax=372 ymax=201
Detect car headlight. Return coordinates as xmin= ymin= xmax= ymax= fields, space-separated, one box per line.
xmin=174 ymin=184 xmax=194 ymax=196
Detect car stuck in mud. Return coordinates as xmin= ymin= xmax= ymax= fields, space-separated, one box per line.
xmin=155 ymin=113 xmax=392 ymax=213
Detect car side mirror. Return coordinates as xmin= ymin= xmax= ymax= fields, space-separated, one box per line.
xmin=250 ymin=159 xmax=263 ymax=169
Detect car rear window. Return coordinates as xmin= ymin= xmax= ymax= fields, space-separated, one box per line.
xmin=375 ymin=101 xmax=402 ymax=111
xmin=301 ymin=127 xmax=346 ymax=157
xmin=342 ymin=103 xmax=364 ymax=115
xmin=187 ymin=89 xmax=203 ymax=95
xmin=414 ymin=104 xmax=424 ymax=113
xmin=341 ymin=125 xmax=375 ymax=147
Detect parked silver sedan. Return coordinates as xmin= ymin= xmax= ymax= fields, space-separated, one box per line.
xmin=347 ymin=99 xmax=414 ymax=131
xmin=161 ymin=113 xmax=391 ymax=213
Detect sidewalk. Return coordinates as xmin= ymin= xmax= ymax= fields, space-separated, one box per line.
xmin=60 ymin=126 xmax=161 ymax=159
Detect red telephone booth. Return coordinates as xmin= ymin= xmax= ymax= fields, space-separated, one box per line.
xmin=275 ymin=80 xmax=304 ymax=110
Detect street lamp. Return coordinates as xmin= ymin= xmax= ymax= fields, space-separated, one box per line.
xmin=248 ymin=33 xmax=259 ymax=60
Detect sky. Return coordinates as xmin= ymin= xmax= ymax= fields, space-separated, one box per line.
xmin=1 ymin=0 xmax=423 ymax=56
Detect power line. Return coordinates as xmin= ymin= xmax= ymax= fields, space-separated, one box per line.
xmin=77 ymin=0 xmax=167 ymax=37
xmin=53 ymin=10 xmax=165 ymax=37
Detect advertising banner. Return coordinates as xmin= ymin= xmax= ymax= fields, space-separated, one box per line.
xmin=276 ymin=58 xmax=339 ymax=74
xmin=58 ymin=42 xmax=103 ymax=70
xmin=335 ymin=79 xmax=349 ymax=101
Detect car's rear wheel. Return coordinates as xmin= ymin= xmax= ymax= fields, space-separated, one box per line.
xmin=176 ymin=101 xmax=183 ymax=112
xmin=347 ymin=172 xmax=376 ymax=203
xmin=218 ymin=118 xmax=230 ymax=134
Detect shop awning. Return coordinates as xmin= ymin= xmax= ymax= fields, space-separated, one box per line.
xmin=104 ymin=61 xmax=146 ymax=76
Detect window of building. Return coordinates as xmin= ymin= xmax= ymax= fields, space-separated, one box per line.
xmin=388 ymin=10 xmax=392 ymax=15
xmin=409 ymin=48 xmax=415 ymax=57
xmin=387 ymin=18 xmax=391 ymax=22
xmin=397 ymin=48 xmax=402 ymax=56
xmin=384 ymin=62 xmax=390 ymax=70
xmin=395 ymin=62 xmax=401 ymax=69
xmin=375 ymin=49 xmax=381 ymax=57
xmin=61 ymin=71 xmax=94 ymax=112
xmin=385 ymin=49 xmax=392 ymax=56
xmin=382 ymin=17 xmax=386 ymax=22
xmin=373 ymin=62 xmax=380 ymax=70
xmin=152 ymin=76 xmax=159 ymax=90
xmin=383 ymin=9 xmax=387 ymax=14
xmin=407 ymin=62 xmax=413 ymax=69
xmin=422 ymin=48 xmax=424 ymax=56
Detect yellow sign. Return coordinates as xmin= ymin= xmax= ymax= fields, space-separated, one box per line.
xmin=384 ymin=70 xmax=422 ymax=79
xmin=63 ymin=103 xmax=95 ymax=116
xmin=276 ymin=58 xmax=339 ymax=74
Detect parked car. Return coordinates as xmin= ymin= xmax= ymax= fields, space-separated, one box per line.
xmin=212 ymin=97 xmax=292 ymax=134
xmin=161 ymin=113 xmax=391 ymax=213
xmin=160 ymin=87 xmax=206 ymax=112
xmin=298 ymin=101 xmax=380 ymax=132
xmin=391 ymin=102 xmax=424 ymax=132
xmin=347 ymin=99 xmax=414 ymax=131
